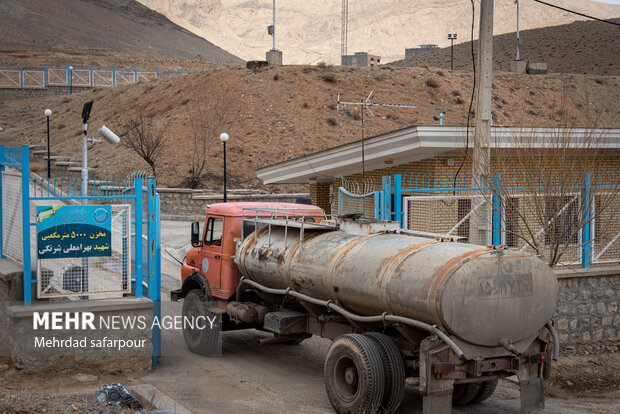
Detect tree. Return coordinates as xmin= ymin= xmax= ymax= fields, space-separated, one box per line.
xmin=184 ymin=88 xmax=232 ymax=188
xmin=485 ymin=124 xmax=620 ymax=268
xmin=121 ymin=112 xmax=168 ymax=178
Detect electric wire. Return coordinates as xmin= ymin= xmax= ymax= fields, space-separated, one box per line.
xmin=531 ymin=0 xmax=620 ymax=27
xmin=453 ymin=0 xmax=477 ymax=192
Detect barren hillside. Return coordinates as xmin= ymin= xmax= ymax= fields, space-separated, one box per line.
xmin=138 ymin=0 xmax=620 ymax=64
xmin=0 ymin=0 xmax=242 ymax=64
xmin=1 ymin=65 xmax=618 ymax=191
xmin=391 ymin=17 xmax=620 ymax=76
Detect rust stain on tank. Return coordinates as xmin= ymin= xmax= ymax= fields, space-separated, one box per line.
xmin=379 ymin=239 xmax=439 ymax=280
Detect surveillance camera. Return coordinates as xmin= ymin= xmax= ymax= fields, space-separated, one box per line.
xmin=98 ymin=125 xmax=120 ymax=144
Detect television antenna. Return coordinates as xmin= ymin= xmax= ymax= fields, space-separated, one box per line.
xmin=337 ymin=91 xmax=416 ymax=180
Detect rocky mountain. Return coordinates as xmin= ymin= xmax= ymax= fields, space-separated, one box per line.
xmin=137 ymin=0 xmax=620 ymax=64
xmin=0 ymin=0 xmax=242 ymax=63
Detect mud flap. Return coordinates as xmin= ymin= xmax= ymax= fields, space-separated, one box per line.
xmin=423 ymin=392 xmax=452 ymax=414
xmin=519 ymin=377 xmax=545 ymax=414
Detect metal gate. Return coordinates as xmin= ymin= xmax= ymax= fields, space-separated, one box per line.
xmin=402 ymin=195 xmax=490 ymax=244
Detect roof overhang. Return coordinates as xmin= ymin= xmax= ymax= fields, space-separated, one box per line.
xmin=256 ymin=126 xmax=620 ymax=184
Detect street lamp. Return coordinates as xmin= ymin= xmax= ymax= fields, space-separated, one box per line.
xmin=44 ymin=108 xmax=52 ymax=178
xmin=219 ymin=132 xmax=229 ymax=202
xmin=448 ymin=33 xmax=457 ymax=70
xmin=515 ymin=0 xmax=522 ymax=61
xmin=69 ymin=66 xmax=73 ymax=94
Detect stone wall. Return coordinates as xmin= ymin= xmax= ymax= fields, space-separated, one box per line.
xmin=554 ymin=267 xmax=619 ymax=344
xmin=158 ymin=188 xmax=310 ymax=220
xmin=0 ymin=86 xmax=91 ymax=99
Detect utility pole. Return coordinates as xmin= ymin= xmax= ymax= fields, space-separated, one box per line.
xmin=337 ymin=91 xmax=416 ymax=181
xmin=272 ymin=0 xmax=276 ymax=51
xmin=515 ymin=0 xmax=521 ymax=61
xmin=341 ymin=0 xmax=348 ymax=64
xmin=448 ymin=33 xmax=457 ymax=70
xmin=470 ymin=0 xmax=494 ymax=245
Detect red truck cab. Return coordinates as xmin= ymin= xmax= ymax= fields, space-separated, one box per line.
xmin=175 ymin=202 xmax=325 ymax=302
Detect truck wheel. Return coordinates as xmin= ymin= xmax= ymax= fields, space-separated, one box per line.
xmin=471 ymin=379 xmax=498 ymax=403
xmin=324 ymin=334 xmax=385 ymax=414
xmin=182 ymin=289 xmax=220 ymax=355
xmin=452 ymin=383 xmax=479 ymax=406
xmin=364 ymin=332 xmax=405 ymax=414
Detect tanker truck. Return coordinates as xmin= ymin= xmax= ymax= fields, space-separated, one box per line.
xmin=171 ymin=202 xmax=559 ymax=414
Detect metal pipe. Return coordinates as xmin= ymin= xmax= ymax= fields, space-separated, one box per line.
xmin=272 ymin=0 xmax=276 ymax=51
xmin=546 ymin=321 xmax=560 ymax=361
xmin=239 ymin=277 xmax=465 ymax=359
xmin=499 ymin=338 xmax=521 ymax=357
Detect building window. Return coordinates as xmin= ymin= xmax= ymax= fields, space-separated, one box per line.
xmin=505 ymin=197 xmax=520 ymax=247
xmin=544 ymin=196 xmax=579 ymax=246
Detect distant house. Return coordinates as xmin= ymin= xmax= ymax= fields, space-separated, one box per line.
xmin=341 ymin=52 xmax=381 ymax=67
xmin=405 ymin=44 xmax=439 ymax=59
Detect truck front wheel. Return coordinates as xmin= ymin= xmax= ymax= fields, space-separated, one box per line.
xmin=324 ymin=334 xmax=385 ymax=414
xmin=182 ymin=289 xmax=220 ymax=355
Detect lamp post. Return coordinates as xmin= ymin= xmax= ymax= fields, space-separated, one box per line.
xmin=69 ymin=66 xmax=73 ymax=94
xmin=448 ymin=33 xmax=457 ymax=70
xmin=515 ymin=0 xmax=521 ymax=61
xmin=220 ymin=132 xmax=229 ymax=202
xmin=44 ymin=108 xmax=52 ymax=178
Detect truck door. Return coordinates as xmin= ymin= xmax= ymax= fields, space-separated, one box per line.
xmin=201 ymin=215 xmax=224 ymax=293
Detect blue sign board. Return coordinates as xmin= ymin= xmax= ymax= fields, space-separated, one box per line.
xmin=37 ymin=206 xmax=112 ymax=259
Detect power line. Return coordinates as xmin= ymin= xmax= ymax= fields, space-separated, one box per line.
xmin=531 ymin=0 xmax=620 ymax=26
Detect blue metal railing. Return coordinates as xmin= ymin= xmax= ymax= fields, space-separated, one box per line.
xmin=0 ymin=65 xmax=159 ymax=89
xmin=386 ymin=171 xmax=620 ymax=269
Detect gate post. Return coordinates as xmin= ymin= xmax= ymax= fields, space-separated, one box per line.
xmin=382 ymin=175 xmax=391 ymax=220
xmin=394 ymin=174 xmax=402 ymax=227
xmin=0 ymin=159 xmax=4 ymax=259
xmin=21 ymin=146 xmax=32 ymax=304
xmin=19 ymin=67 xmax=24 ymax=88
xmin=492 ymin=173 xmax=502 ymax=246
xmin=90 ymin=66 xmax=93 ymax=87
xmin=134 ymin=178 xmax=143 ymax=297
xmin=581 ymin=172 xmax=591 ymax=269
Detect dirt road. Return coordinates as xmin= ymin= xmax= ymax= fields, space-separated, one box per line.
xmin=138 ymin=328 xmax=619 ymax=414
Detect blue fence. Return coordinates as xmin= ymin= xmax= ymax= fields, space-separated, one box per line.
xmin=381 ymin=172 xmax=620 ymax=268
xmin=0 ymin=65 xmax=159 ymax=89
xmin=1 ymin=145 xmax=161 ymax=364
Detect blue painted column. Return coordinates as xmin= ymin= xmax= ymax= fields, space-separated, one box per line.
xmin=90 ymin=66 xmax=93 ymax=86
xmin=492 ymin=173 xmax=502 ymax=246
xmin=19 ymin=67 xmax=23 ymax=88
xmin=112 ymin=67 xmax=116 ymax=87
xmin=134 ymin=68 xmax=138 ymax=83
xmin=44 ymin=65 xmax=48 ymax=87
xmin=337 ymin=188 xmax=342 ymax=216
xmin=21 ymin=146 xmax=32 ymax=304
xmin=151 ymin=192 xmax=161 ymax=366
xmin=394 ymin=174 xmax=402 ymax=227
xmin=134 ymin=178 xmax=143 ymax=297
xmin=0 ymin=161 xmax=4 ymax=259
xmin=581 ymin=172 xmax=591 ymax=268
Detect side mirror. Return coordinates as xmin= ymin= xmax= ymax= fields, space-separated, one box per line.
xmin=191 ymin=222 xmax=201 ymax=247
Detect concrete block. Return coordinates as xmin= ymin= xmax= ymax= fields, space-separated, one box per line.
xmin=266 ymin=50 xmax=283 ymax=66
xmin=510 ymin=60 xmax=527 ymax=73
xmin=526 ymin=61 xmax=548 ymax=75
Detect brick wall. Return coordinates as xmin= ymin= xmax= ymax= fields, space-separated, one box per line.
xmin=309 ymin=182 xmax=332 ymax=214
xmin=554 ymin=267 xmax=619 ymax=343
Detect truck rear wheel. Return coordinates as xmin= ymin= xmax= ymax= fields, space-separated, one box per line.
xmin=182 ymin=289 xmax=220 ymax=355
xmin=452 ymin=383 xmax=479 ymax=406
xmin=324 ymin=334 xmax=385 ymax=414
xmin=472 ymin=379 xmax=498 ymax=403
xmin=364 ymin=332 xmax=405 ymax=414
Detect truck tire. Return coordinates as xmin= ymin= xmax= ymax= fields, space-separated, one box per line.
xmin=471 ymin=379 xmax=498 ymax=403
xmin=324 ymin=334 xmax=385 ymax=414
xmin=364 ymin=332 xmax=405 ymax=414
xmin=452 ymin=383 xmax=479 ymax=406
xmin=182 ymin=289 xmax=220 ymax=355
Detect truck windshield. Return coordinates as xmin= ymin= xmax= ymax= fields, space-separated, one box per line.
xmin=204 ymin=217 xmax=223 ymax=246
